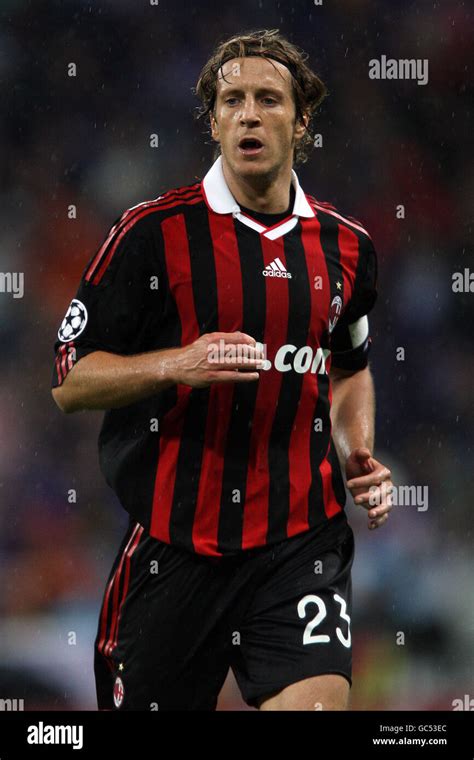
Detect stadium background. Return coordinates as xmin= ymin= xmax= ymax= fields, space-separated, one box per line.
xmin=0 ymin=0 xmax=472 ymax=709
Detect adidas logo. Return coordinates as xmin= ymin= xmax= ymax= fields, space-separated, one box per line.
xmin=262 ymin=257 xmax=292 ymax=279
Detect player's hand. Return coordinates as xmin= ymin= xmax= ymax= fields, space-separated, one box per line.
xmin=171 ymin=331 xmax=265 ymax=388
xmin=345 ymin=447 xmax=393 ymax=530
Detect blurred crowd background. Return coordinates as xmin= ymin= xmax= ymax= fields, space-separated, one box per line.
xmin=0 ymin=0 xmax=472 ymax=710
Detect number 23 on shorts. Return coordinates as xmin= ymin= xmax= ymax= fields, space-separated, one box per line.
xmin=297 ymin=594 xmax=351 ymax=647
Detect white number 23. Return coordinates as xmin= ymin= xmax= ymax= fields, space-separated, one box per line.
xmin=297 ymin=594 xmax=351 ymax=648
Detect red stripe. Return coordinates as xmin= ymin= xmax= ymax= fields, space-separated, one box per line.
xmin=98 ymin=523 xmax=141 ymax=656
xmin=150 ymin=214 xmax=201 ymax=543
xmin=106 ymin=525 xmax=144 ymax=657
xmin=147 ymin=193 xmax=202 ymax=214
xmin=319 ymin=383 xmax=341 ymax=519
xmin=67 ymin=342 xmax=75 ymax=372
xmin=60 ymin=344 xmax=68 ymax=379
xmin=311 ymin=201 xmax=370 ymax=237
xmin=315 ymin=229 xmax=345 ymax=520
xmin=317 ymin=261 xmax=345 ymax=520
xmin=55 ymin=349 xmax=64 ymax=384
xmin=241 ymin=236 xmax=288 ymax=549
xmin=55 ymin=343 xmax=77 ymax=385
xmin=286 ymin=217 xmax=331 ymax=536
xmin=97 ymin=571 xmax=119 ymax=656
xmin=337 ymin=223 xmax=360 ymax=310
xmin=160 ymin=185 xmax=201 ymax=206
xmin=85 ymin=187 xmax=202 ymax=284
xmin=155 ymin=184 xmax=201 ymax=207
xmin=306 ymin=195 xmax=337 ymax=213
xmin=191 ymin=213 xmax=243 ymax=556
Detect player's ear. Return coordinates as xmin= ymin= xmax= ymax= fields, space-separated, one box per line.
xmin=210 ymin=111 xmax=220 ymax=143
xmin=294 ymin=110 xmax=309 ymax=142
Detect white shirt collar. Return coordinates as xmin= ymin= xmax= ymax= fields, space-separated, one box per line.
xmin=202 ymin=155 xmax=315 ymax=219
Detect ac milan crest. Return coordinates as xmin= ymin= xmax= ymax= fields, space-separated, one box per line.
xmin=113 ymin=676 xmax=125 ymax=708
xmin=329 ymin=295 xmax=343 ymax=333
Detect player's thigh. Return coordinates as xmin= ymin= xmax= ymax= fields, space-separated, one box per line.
xmin=257 ymin=673 xmax=350 ymax=711
xmin=231 ymin=521 xmax=354 ymax=710
xmin=95 ymin=527 xmax=234 ymax=710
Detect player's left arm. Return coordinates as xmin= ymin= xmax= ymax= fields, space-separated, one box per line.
xmin=330 ymin=363 xmax=393 ymax=530
xmin=328 ymin=229 xmax=393 ymax=530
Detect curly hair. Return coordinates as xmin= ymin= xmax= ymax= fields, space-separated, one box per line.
xmin=194 ymin=28 xmax=328 ymax=166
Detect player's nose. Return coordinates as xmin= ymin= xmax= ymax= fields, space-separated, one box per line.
xmin=239 ymin=96 xmax=261 ymax=125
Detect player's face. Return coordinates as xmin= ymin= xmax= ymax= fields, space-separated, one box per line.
xmin=210 ymin=57 xmax=308 ymax=180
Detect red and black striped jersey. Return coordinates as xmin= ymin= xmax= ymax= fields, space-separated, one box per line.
xmin=51 ymin=156 xmax=378 ymax=557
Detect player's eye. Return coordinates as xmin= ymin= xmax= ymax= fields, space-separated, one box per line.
xmin=225 ymin=97 xmax=239 ymax=106
xmin=262 ymin=97 xmax=277 ymax=105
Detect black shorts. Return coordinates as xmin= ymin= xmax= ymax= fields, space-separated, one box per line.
xmin=94 ymin=511 xmax=354 ymax=711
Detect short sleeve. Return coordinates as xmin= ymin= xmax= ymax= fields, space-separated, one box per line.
xmin=51 ymin=215 xmax=162 ymax=388
xmin=330 ymin=233 xmax=378 ymax=370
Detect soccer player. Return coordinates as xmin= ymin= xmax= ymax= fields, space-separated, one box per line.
xmin=51 ymin=29 xmax=393 ymax=711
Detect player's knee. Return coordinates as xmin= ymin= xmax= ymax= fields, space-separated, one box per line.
xmin=258 ymin=674 xmax=350 ymax=711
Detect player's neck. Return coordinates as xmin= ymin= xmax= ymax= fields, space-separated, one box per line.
xmin=221 ymin=157 xmax=293 ymax=214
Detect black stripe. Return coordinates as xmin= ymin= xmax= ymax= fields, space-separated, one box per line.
xmin=341 ymin=228 xmax=377 ymax=324
xmin=126 ymin=218 xmax=182 ymax=533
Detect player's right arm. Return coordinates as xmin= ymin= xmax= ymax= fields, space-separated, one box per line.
xmin=52 ymin=332 xmax=263 ymax=413
xmin=50 ymin=212 xmax=262 ymax=414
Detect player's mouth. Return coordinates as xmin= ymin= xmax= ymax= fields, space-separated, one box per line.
xmin=238 ymin=137 xmax=265 ymax=156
